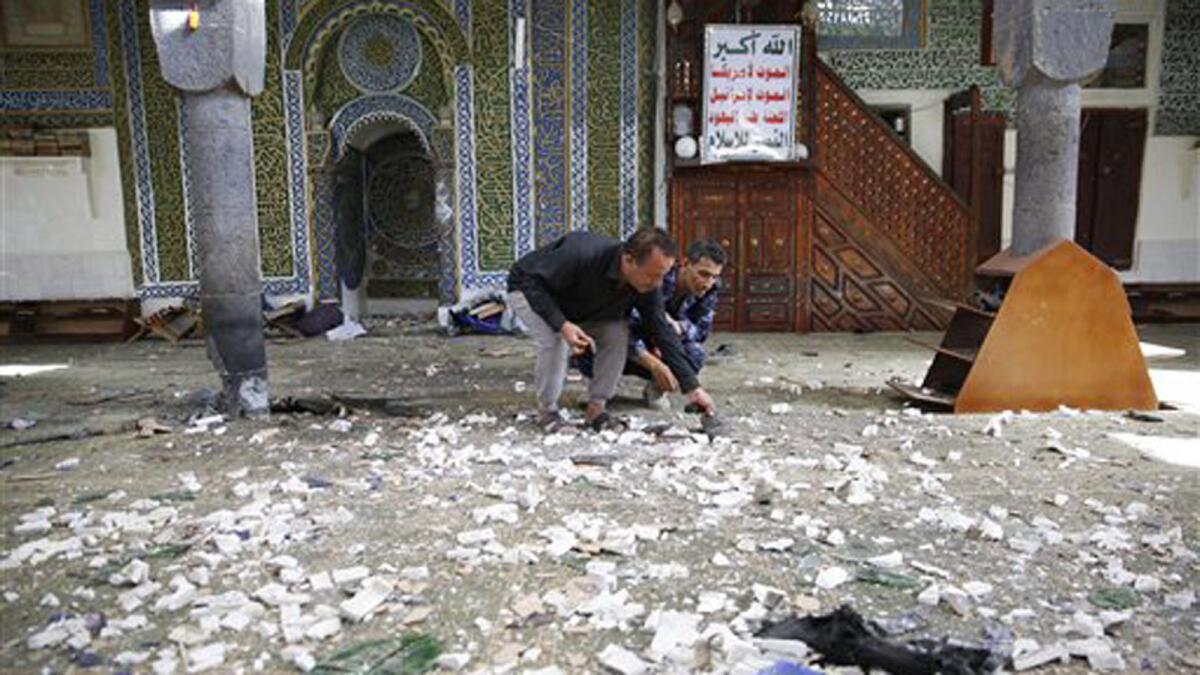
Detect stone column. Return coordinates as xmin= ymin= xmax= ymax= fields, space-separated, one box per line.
xmin=994 ymin=0 xmax=1115 ymax=256
xmin=149 ymin=0 xmax=270 ymax=417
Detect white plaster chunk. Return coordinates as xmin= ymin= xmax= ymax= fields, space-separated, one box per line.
xmin=598 ymin=644 xmax=649 ymax=675
xmin=339 ymin=577 xmax=394 ymax=622
xmin=814 ymin=566 xmax=849 ymax=590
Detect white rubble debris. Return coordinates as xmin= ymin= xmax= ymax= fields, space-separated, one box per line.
xmin=339 ymin=577 xmax=394 ymax=622
xmin=597 ymin=644 xmax=649 ymax=675
xmin=815 ymin=566 xmax=849 ymax=589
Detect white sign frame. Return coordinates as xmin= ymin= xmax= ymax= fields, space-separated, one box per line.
xmin=700 ymin=24 xmax=801 ymax=164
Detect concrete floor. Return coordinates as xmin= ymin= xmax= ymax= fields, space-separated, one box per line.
xmin=0 ymin=323 xmax=1197 ymax=673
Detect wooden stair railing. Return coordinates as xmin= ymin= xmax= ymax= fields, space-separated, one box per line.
xmin=814 ymin=60 xmax=977 ymax=302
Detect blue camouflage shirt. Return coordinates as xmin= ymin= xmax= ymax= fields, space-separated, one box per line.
xmin=629 ymin=265 xmax=719 ymax=357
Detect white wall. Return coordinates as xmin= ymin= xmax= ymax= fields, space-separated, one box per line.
xmin=0 ymin=128 xmax=134 ymax=301
xmin=857 ymin=89 xmax=951 ymax=171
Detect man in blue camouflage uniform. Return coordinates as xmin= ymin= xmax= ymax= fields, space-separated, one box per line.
xmin=574 ymin=239 xmax=725 ymax=410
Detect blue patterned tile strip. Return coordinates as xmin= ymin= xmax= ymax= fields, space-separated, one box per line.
xmin=177 ymin=100 xmax=198 ymax=278
xmin=281 ymin=0 xmax=298 ymax=49
xmin=569 ymin=0 xmax=588 ymax=232
xmin=456 ymin=65 xmax=492 ymax=288
xmin=0 ymin=91 xmax=113 ymax=110
xmin=531 ymin=0 xmax=568 ymax=245
xmin=89 ymin=0 xmax=110 ymax=88
xmin=328 ymin=94 xmax=437 ymax=159
xmin=511 ymin=0 xmax=536 ymax=263
xmin=455 ymin=0 xmax=472 ymax=38
xmin=619 ymin=0 xmax=638 ymax=236
xmin=119 ymin=0 xmax=159 ymax=284
xmin=279 ymin=69 xmax=313 ymax=295
xmin=311 ymin=164 xmax=339 ymax=300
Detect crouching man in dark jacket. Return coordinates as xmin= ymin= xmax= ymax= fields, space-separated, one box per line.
xmin=573 ymin=239 xmax=724 ymax=411
xmin=507 ymin=228 xmax=716 ymax=431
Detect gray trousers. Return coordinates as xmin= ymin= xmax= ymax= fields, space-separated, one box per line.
xmin=508 ymin=291 xmax=628 ymax=412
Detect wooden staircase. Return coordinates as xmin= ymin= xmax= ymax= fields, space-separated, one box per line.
xmin=808 ymin=61 xmax=977 ymax=332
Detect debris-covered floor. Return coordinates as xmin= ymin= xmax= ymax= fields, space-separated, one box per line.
xmin=1 ymin=323 xmax=1197 ymax=674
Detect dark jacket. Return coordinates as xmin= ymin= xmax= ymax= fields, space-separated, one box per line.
xmin=507 ymin=232 xmax=700 ymax=392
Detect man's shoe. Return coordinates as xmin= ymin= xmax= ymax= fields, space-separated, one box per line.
xmin=536 ymin=410 xmax=568 ymax=433
xmin=642 ymin=381 xmax=670 ymax=412
xmin=584 ymin=411 xmax=627 ymax=433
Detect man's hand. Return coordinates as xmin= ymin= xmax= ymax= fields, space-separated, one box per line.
xmin=685 ymin=387 xmax=715 ymax=415
xmin=635 ymin=351 xmax=678 ymax=394
xmin=649 ymin=361 xmax=679 ymax=394
xmin=666 ymin=316 xmax=683 ymax=336
xmin=560 ymin=321 xmax=595 ymax=355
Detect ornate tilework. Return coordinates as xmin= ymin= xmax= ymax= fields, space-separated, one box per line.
xmin=338 ymin=14 xmax=423 ymax=93
xmin=456 ymin=65 xmax=496 ymax=287
xmin=176 ymin=100 xmax=198 ymax=278
xmin=287 ymin=0 xmax=468 ymax=97
xmin=280 ymin=69 xmax=313 ymax=295
xmin=0 ymin=90 xmax=112 ymax=111
xmin=586 ymin=0 xmax=621 ymax=239
xmin=1156 ymin=0 xmax=1200 ymax=136
xmin=473 ymin=0 xmax=517 ymax=271
xmin=510 ymin=0 xmax=535 ymax=263
xmin=821 ymin=0 xmax=1008 ymax=112
xmin=636 ymin=0 xmax=655 ymax=232
xmin=568 ymin=0 xmax=589 ymax=232
xmin=118 ymin=0 xmax=160 ymax=284
xmin=618 ymin=0 xmax=638 ymax=237
xmin=532 ymin=0 xmax=568 ymax=244
xmin=329 ymin=94 xmax=437 ymax=158
xmin=454 ymin=0 xmax=472 ymax=38
xmin=89 ymin=0 xmax=111 ymax=88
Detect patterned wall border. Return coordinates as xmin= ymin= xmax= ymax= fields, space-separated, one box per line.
xmin=118 ymin=0 xmax=159 ymax=284
xmin=0 ymin=0 xmax=111 ymax=110
xmin=618 ymin=0 xmax=638 ymax=237
xmin=455 ymin=64 xmax=494 ymax=288
xmin=89 ymin=0 xmax=111 ymax=88
xmin=531 ymin=0 xmax=568 ymax=244
xmin=329 ymin=93 xmax=438 ymax=158
xmin=454 ymin=0 xmax=471 ymax=38
xmin=177 ymin=100 xmax=198 ymax=278
xmin=510 ymin=0 xmax=535 ymax=267
xmin=568 ymin=0 xmax=588 ymax=232
xmin=128 ymin=0 xmax=312 ymax=298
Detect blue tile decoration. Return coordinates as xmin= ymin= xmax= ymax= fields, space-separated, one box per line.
xmin=278 ymin=69 xmax=313 ymax=296
xmin=531 ymin=0 xmax=568 ymax=245
xmin=176 ymin=100 xmax=198 ymax=278
xmin=569 ymin=0 xmax=588 ymax=232
xmin=338 ymin=13 xmax=423 ymax=93
xmin=455 ymin=0 xmax=472 ymax=38
xmin=127 ymin=0 xmax=311 ymax=299
xmin=0 ymin=90 xmax=113 ymax=111
xmin=281 ymin=0 xmax=300 ymax=49
xmin=329 ymin=93 xmax=438 ymax=159
xmin=456 ymin=64 xmax=500 ymax=288
xmin=510 ymin=0 xmax=536 ymax=264
xmin=89 ymin=0 xmax=110 ymax=88
xmin=119 ymin=0 xmax=159 ymax=285
xmin=619 ymin=0 xmax=638 ymax=237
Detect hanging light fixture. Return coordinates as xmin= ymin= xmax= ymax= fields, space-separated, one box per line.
xmin=667 ymin=0 xmax=684 ymax=30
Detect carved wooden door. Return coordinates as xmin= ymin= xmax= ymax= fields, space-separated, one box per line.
xmin=671 ymin=171 xmax=799 ymax=332
xmin=740 ymin=176 xmax=795 ymax=331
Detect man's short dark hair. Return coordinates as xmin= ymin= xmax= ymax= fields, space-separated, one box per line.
xmin=686 ymin=239 xmax=727 ymax=266
xmin=623 ymin=227 xmax=678 ymax=265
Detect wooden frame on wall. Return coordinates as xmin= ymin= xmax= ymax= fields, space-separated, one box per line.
xmin=0 ymin=0 xmax=91 ymax=50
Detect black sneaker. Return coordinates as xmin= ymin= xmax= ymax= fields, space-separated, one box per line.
xmin=584 ymin=411 xmax=627 ymax=433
